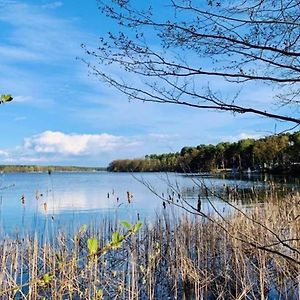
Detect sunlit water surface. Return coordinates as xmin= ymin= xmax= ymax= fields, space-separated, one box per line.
xmin=0 ymin=172 xmax=297 ymax=237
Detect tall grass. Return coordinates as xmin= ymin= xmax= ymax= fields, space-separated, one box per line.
xmin=0 ymin=192 xmax=299 ymax=299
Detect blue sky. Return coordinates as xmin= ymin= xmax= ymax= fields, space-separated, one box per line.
xmin=0 ymin=0 xmax=292 ymax=166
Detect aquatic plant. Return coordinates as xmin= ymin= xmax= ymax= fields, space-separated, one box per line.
xmin=0 ymin=192 xmax=298 ymax=299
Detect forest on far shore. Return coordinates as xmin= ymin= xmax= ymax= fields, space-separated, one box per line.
xmin=108 ymin=131 xmax=300 ymax=174
xmin=0 ymin=165 xmax=105 ymax=173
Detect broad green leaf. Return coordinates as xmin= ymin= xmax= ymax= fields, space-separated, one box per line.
xmin=112 ymin=232 xmax=123 ymax=243
xmin=120 ymin=220 xmax=132 ymax=229
xmin=111 ymin=232 xmax=123 ymax=249
xmin=87 ymin=237 xmax=98 ymax=255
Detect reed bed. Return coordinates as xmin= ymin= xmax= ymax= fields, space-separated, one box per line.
xmin=0 ymin=192 xmax=299 ymax=299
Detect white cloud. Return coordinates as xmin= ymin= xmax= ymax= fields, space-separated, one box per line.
xmin=0 ymin=150 xmax=9 ymax=157
xmin=238 ymin=133 xmax=263 ymax=140
xmin=13 ymin=95 xmax=34 ymax=103
xmin=0 ymin=131 xmax=186 ymax=165
xmin=23 ymin=131 xmax=135 ymax=156
xmin=41 ymin=1 xmax=63 ymax=10
xmin=14 ymin=116 xmax=27 ymax=121
xmin=3 ymin=156 xmax=49 ymax=164
xmin=12 ymin=94 xmax=54 ymax=107
xmin=0 ymin=45 xmax=43 ymax=61
xmin=222 ymin=132 xmax=264 ymax=143
xmin=148 ymin=133 xmax=176 ymax=140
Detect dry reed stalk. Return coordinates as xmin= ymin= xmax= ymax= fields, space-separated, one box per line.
xmin=0 ymin=192 xmax=299 ymax=299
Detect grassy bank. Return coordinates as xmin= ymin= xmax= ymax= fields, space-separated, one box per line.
xmin=0 ymin=192 xmax=299 ymax=299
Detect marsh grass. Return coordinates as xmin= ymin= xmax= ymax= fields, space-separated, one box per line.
xmin=0 ymin=192 xmax=299 ymax=299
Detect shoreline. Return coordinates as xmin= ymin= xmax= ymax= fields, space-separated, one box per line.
xmin=0 ymin=165 xmax=106 ymax=173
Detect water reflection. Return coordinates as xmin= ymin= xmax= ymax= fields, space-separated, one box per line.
xmin=38 ymin=190 xmax=112 ymax=214
xmin=0 ymin=172 xmax=298 ymax=236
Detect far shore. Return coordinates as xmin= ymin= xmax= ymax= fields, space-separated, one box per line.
xmin=0 ymin=165 xmax=106 ymax=173
xmin=1 ymin=166 xmax=299 ymax=176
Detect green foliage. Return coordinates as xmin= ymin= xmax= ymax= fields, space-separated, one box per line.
xmin=95 ymin=289 xmax=103 ymax=299
xmin=111 ymin=232 xmax=124 ymax=249
xmin=120 ymin=220 xmax=132 ymax=229
xmin=86 ymin=221 xmax=142 ymax=257
xmin=0 ymin=94 xmax=13 ymax=104
xmin=80 ymin=224 xmax=88 ymax=233
xmin=108 ymin=132 xmax=300 ymax=174
xmin=108 ymin=221 xmax=143 ymax=249
xmin=132 ymin=221 xmax=142 ymax=233
xmin=87 ymin=237 xmax=98 ymax=255
xmin=120 ymin=220 xmax=142 ymax=233
xmin=41 ymin=273 xmax=54 ymax=285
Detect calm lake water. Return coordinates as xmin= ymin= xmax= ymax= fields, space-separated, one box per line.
xmin=0 ymin=172 xmax=297 ymax=236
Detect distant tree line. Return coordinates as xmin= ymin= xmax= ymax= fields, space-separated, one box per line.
xmin=108 ymin=132 xmax=300 ymax=174
xmin=0 ymin=165 xmax=105 ymax=173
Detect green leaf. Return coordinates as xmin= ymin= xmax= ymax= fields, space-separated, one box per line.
xmin=0 ymin=94 xmax=13 ymax=103
xmin=139 ymin=264 xmax=145 ymax=273
xmin=80 ymin=224 xmax=87 ymax=233
xmin=111 ymin=232 xmax=124 ymax=249
xmin=95 ymin=289 xmax=103 ymax=299
xmin=112 ymin=232 xmax=123 ymax=243
xmin=132 ymin=221 xmax=142 ymax=233
xmin=42 ymin=273 xmax=54 ymax=284
xmin=87 ymin=237 xmax=98 ymax=255
xmin=120 ymin=220 xmax=132 ymax=229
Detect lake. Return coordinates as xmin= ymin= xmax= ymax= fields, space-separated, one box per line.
xmin=1 ymin=171 xmax=299 ymax=299
xmin=0 ymin=171 xmax=297 ymax=237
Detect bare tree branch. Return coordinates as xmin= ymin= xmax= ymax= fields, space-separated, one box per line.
xmin=84 ymin=0 xmax=300 ymax=125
